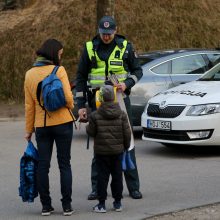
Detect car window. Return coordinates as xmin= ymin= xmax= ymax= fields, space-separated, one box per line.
xmin=199 ymin=63 xmax=220 ymax=81
xmin=171 ymin=55 xmax=206 ymax=75
xmin=151 ymin=61 xmax=170 ymax=74
xmin=206 ymin=53 xmax=220 ymax=66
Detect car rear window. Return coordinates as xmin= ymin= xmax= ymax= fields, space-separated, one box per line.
xmin=138 ymin=51 xmax=175 ymax=66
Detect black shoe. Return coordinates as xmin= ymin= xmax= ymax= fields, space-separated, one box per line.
xmin=87 ymin=191 xmax=97 ymax=200
xmin=129 ymin=190 xmax=142 ymax=199
xmin=41 ymin=206 xmax=54 ymax=216
xmin=63 ymin=204 xmax=74 ymax=216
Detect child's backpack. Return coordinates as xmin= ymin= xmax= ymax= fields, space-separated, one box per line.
xmin=37 ymin=66 xmax=66 ymax=112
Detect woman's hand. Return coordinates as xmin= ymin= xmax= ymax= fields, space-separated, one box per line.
xmin=25 ymin=132 xmax=32 ymax=141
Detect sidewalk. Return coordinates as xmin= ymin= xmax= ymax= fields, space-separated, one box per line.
xmin=145 ymin=202 xmax=220 ymax=220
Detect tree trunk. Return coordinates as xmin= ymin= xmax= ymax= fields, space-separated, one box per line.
xmin=97 ymin=0 xmax=115 ymax=24
xmin=2 ymin=0 xmax=34 ymax=9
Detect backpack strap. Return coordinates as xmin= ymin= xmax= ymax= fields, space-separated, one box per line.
xmin=68 ymin=109 xmax=77 ymax=129
xmin=51 ymin=66 xmax=59 ymax=75
xmin=36 ymin=81 xmax=44 ymax=110
xmin=36 ymin=82 xmax=48 ymax=126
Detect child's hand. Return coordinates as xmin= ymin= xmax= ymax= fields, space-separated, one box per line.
xmin=78 ymin=108 xmax=88 ymax=123
xmin=115 ymin=83 xmax=126 ymax=92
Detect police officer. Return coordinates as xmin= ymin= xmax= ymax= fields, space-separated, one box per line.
xmin=75 ymin=15 xmax=143 ymax=200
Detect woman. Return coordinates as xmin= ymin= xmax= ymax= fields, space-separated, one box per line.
xmin=24 ymin=39 xmax=74 ymax=216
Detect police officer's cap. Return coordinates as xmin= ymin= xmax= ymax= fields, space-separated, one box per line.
xmin=98 ymin=16 xmax=116 ymax=34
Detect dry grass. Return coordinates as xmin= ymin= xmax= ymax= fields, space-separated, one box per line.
xmin=1 ymin=0 xmax=220 ymax=102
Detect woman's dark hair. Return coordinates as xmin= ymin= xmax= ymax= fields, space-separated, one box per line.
xmin=36 ymin=39 xmax=63 ymax=66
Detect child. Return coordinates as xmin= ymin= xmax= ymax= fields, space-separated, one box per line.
xmin=86 ymin=85 xmax=131 ymax=213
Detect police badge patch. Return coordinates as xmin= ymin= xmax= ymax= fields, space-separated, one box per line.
xmin=104 ymin=22 xmax=110 ymax=28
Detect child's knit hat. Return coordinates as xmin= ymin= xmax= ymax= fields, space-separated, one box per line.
xmin=101 ymin=85 xmax=115 ymax=102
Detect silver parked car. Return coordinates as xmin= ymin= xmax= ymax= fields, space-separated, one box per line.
xmin=131 ymin=49 xmax=220 ymax=126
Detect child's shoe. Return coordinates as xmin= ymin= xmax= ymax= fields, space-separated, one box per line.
xmin=113 ymin=201 xmax=122 ymax=212
xmin=93 ymin=203 xmax=106 ymax=213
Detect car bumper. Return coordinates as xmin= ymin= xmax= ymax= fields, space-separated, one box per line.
xmin=141 ymin=111 xmax=220 ymax=146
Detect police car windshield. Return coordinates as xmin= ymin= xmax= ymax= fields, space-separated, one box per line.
xmin=199 ymin=63 xmax=220 ymax=81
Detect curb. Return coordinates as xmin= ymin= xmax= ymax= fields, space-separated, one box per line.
xmin=145 ymin=201 xmax=220 ymax=220
xmin=0 ymin=117 xmax=24 ymax=122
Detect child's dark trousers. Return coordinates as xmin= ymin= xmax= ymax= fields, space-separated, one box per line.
xmin=96 ymin=153 xmax=123 ymax=203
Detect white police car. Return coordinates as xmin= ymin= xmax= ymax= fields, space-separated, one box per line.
xmin=141 ymin=62 xmax=220 ymax=146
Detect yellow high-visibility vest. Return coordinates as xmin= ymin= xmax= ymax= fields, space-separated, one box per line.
xmin=86 ymin=40 xmax=128 ymax=88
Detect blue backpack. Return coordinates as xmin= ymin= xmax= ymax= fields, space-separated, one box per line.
xmin=37 ymin=66 xmax=66 ymax=112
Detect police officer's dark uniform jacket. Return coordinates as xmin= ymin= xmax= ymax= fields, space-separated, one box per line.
xmin=76 ymin=34 xmax=143 ymax=110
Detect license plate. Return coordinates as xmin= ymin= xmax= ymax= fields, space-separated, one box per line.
xmin=147 ymin=119 xmax=171 ymax=130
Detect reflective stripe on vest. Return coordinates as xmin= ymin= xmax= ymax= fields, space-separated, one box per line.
xmin=86 ymin=40 xmax=128 ymax=87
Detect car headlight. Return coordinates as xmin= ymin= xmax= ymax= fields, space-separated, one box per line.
xmin=186 ymin=104 xmax=220 ymax=116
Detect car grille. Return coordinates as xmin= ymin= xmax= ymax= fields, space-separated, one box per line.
xmin=143 ymin=128 xmax=190 ymax=141
xmin=143 ymin=128 xmax=213 ymax=141
xmin=147 ymin=104 xmax=186 ymax=118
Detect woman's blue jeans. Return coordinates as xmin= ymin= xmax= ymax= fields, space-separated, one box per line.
xmin=35 ymin=122 xmax=73 ymax=208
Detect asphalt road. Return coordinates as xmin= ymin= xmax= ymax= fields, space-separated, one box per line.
xmin=1 ymin=120 xmax=220 ymax=220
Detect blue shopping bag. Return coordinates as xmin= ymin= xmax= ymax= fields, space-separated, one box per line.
xmin=122 ymin=150 xmax=135 ymax=171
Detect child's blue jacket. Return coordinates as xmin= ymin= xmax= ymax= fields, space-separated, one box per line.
xmin=19 ymin=141 xmax=39 ymax=202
